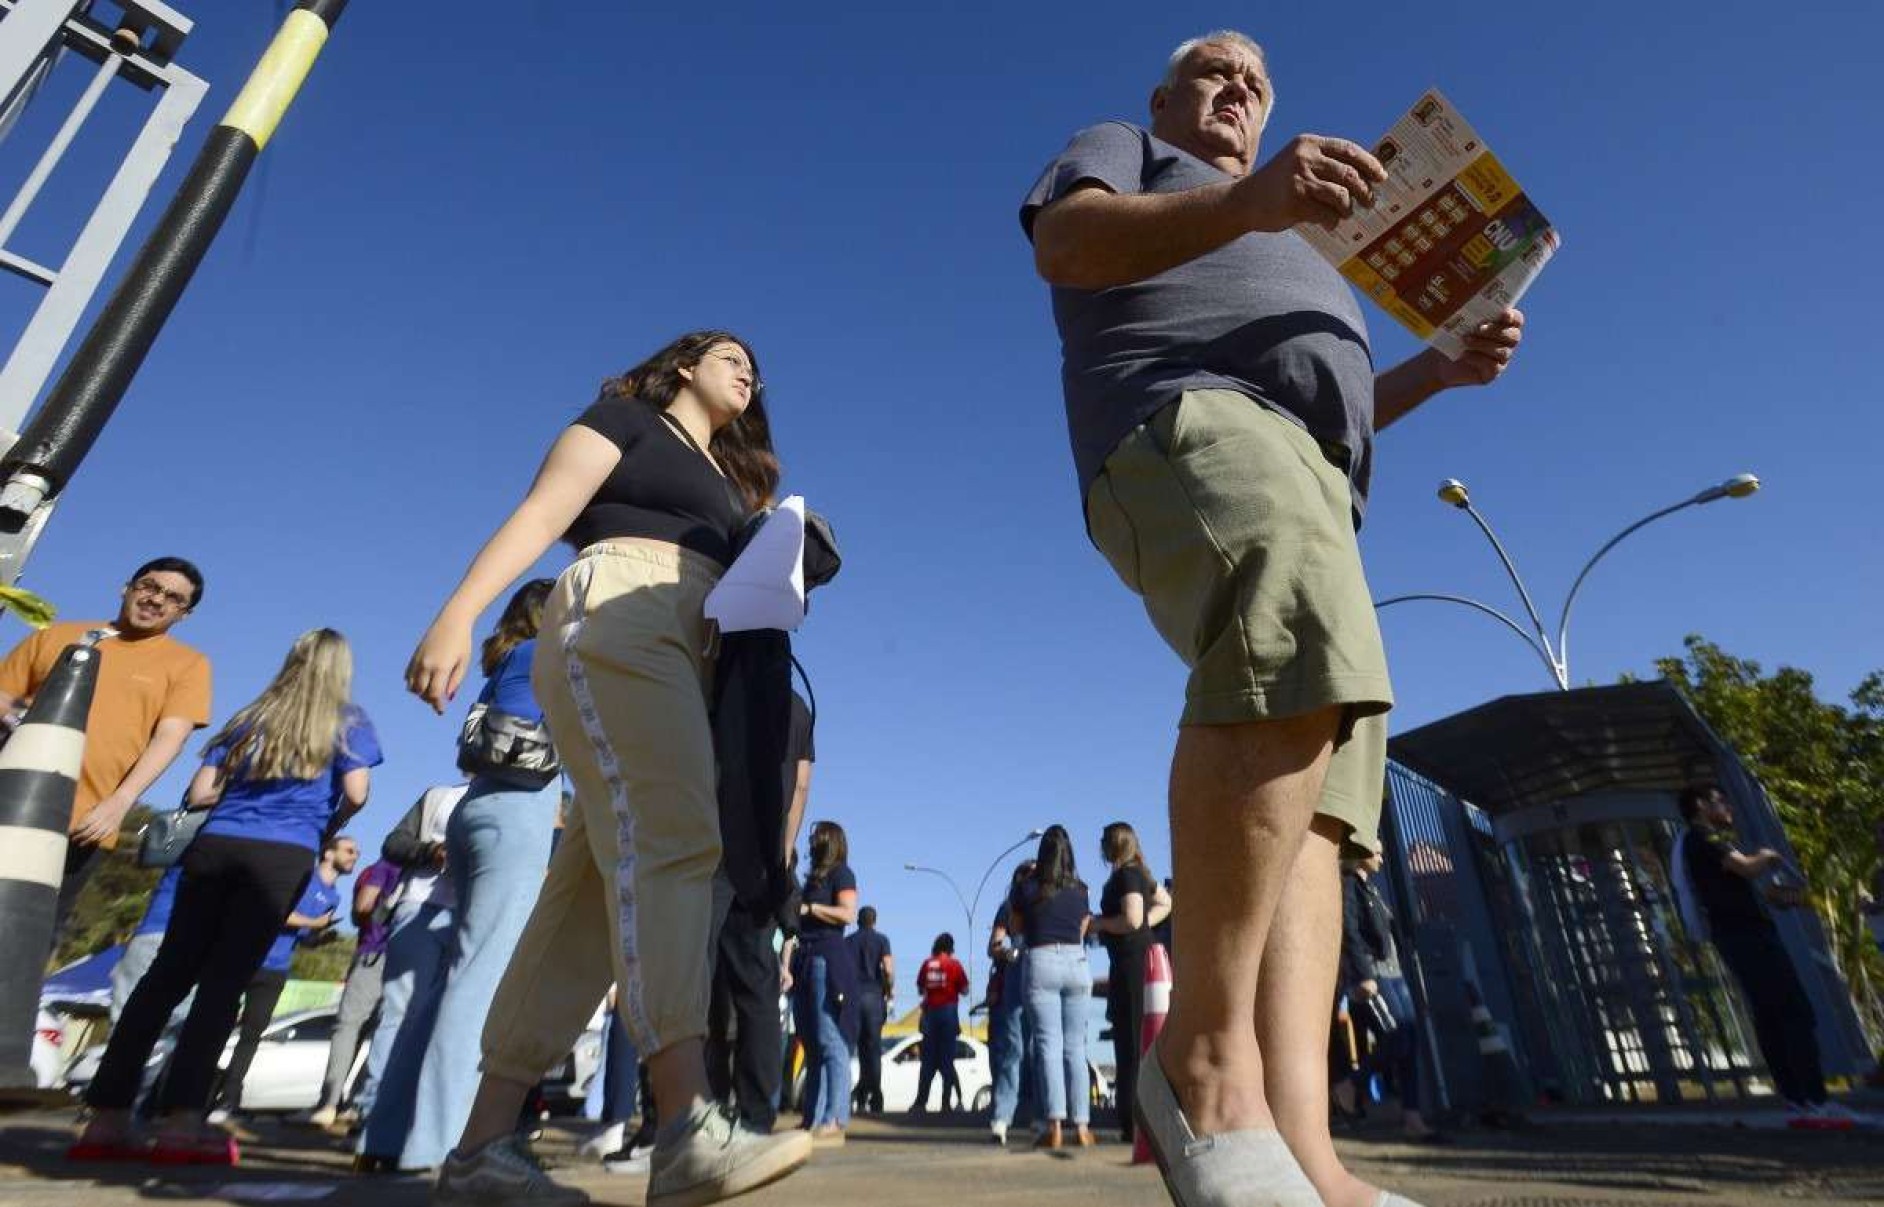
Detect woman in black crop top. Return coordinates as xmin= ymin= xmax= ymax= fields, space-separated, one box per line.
xmin=405 ymin=331 xmax=813 ymax=1199
xmin=1011 ymin=825 xmax=1094 ymax=1149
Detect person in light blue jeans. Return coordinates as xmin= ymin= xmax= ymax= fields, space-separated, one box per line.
xmin=793 ymin=821 xmax=860 ymax=1139
xmin=396 ymin=774 xmax=559 ymax=1167
xmin=1012 ymin=825 xmax=1093 ymax=1148
xmin=395 ymin=584 xmax=563 ymax=1171
xmin=354 ymin=780 xmax=466 ymax=1165
xmin=986 ymin=861 xmax=1035 ymax=1144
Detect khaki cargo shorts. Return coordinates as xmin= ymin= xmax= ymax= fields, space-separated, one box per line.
xmin=1085 ymin=388 xmax=1394 ymax=853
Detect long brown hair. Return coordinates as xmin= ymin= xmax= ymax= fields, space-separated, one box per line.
xmin=807 ymin=819 xmax=849 ymax=889
xmin=600 ymin=330 xmax=780 ymax=512
xmin=1102 ymin=821 xmax=1148 ymax=872
xmin=482 ymin=578 xmax=553 ymax=676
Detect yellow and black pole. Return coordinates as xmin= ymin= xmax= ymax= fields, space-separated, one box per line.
xmin=0 ymin=642 xmax=98 ymax=1089
xmin=0 ymin=0 xmax=349 ymax=532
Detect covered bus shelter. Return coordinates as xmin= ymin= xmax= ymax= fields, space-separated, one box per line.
xmin=1381 ymin=680 xmax=1872 ymax=1110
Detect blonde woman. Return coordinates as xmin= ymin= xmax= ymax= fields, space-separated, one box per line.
xmin=72 ymin=629 xmax=381 ymax=1165
xmin=406 ymin=331 xmax=812 ymax=1206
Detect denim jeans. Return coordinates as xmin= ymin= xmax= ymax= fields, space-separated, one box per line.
xmin=989 ymin=958 xmax=1030 ymax=1126
xmin=398 ymin=779 xmax=559 ymax=1168
xmin=1356 ymin=975 xmax=1420 ymax=1116
xmin=1024 ymin=944 xmax=1092 ymax=1124
xmin=916 ymin=1004 xmax=961 ymax=1110
xmin=799 ymin=954 xmax=852 ymax=1129
xmin=356 ymin=899 xmax=454 ymax=1160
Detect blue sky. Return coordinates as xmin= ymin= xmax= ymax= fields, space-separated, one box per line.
xmin=5 ymin=1 xmax=1879 ymax=990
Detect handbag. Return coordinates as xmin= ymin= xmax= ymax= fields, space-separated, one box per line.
xmin=457 ymin=701 xmax=560 ymax=788
xmin=137 ymin=798 xmax=207 ymax=869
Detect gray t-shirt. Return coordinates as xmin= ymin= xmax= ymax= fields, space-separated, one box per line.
xmin=1020 ymin=122 xmax=1377 ymax=523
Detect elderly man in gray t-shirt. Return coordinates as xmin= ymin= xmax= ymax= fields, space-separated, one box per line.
xmin=1021 ymin=30 xmax=1524 ymax=1207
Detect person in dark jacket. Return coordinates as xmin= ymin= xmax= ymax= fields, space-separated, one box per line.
xmin=1339 ymin=853 xmax=1438 ymax=1141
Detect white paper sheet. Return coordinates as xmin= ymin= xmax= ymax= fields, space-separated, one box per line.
xmin=704 ymin=495 xmax=807 ymax=632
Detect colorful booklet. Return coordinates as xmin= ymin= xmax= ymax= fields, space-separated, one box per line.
xmin=1297 ymin=89 xmax=1559 ymax=359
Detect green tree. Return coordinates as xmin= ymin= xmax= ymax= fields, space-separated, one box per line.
xmin=1653 ymin=636 xmax=1884 ymax=1046
xmin=51 ymin=806 xmax=162 ymax=968
xmin=290 ymin=932 xmax=356 ymax=983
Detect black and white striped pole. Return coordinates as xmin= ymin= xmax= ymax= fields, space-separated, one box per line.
xmin=0 ymin=0 xmax=350 ymax=534
xmin=0 ymin=641 xmax=98 ymax=1088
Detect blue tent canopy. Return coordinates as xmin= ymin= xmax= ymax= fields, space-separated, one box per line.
xmin=40 ymin=945 xmax=120 ymax=1011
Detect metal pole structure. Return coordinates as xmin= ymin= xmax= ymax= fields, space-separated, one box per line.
xmin=1445 ymin=492 xmax=1564 ymax=689
xmin=1554 ymin=474 xmax=1760 ymax=682
xmin=0 ymin=0 xmax=350 ymax=533
xmin=0 ymin=640 xmax=99 ymax=1089
xmin=1373 ymin=592 xmax=1563 ymax=689
xmin=1383 ymin=475 xmax=1760 ymax=692
xmin=969 ymin=829 xmax=1044 ymax=946
xmin=905 ymin=862 xmax=974 ymax=994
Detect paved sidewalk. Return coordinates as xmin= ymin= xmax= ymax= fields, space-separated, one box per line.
xmin=2 ymin=1107 xmax=1882 ymax=1206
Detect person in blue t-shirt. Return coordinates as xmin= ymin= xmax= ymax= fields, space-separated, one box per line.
xmin=75 ymin=629 xmax=381 ymax=1166
xmin=212 ymin=837 xmax=358 ymax=1119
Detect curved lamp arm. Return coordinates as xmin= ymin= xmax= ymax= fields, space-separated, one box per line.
xmin=1554 ymin=498 xmax=1696 ymax=680
xmin=971 ymin=830 xmax=1044 ymax=935
xmin=905 ymin=863 xmax=971 ymax=928
xmin=1458 ymin=502 xmax=1561 ymax=684
xmin=1376 ymin=592 xmax=1566 ymax=690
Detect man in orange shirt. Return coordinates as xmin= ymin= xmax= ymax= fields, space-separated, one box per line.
xmin=0 ymin=557 xmax=213 ymax=934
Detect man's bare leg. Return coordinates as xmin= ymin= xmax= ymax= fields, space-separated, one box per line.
xmin=1157 ymin=706 xmax=1340 ymax=1136
xmin=1257 ymin=817 xmax=1380 ymax=1207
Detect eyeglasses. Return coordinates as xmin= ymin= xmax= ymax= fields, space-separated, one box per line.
xmin=707 ymin=351 xmax=763 ymax=394
xmin=128 ymin=579 xmax=192 ymax=610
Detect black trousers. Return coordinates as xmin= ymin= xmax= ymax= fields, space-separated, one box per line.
xmin=1107 ymin=943 xmax=1148 ymax=1140
xmin=706 ymin=878 xmax=783 ymax=1129
xmin=853 ymin=991 xmax=886 ymax=1110
xmin=214 ymin=967 xmax=289 ymax=1111
xmin=87 ymin=833 xmax=311 ymax=1112
xmin=1714 ymin=926 xmax=1826 ymax=1105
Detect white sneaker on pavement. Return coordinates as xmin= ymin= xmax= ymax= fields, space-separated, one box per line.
xmin=647 ymin=1104 xmax=812 ymax=1207
xmin=305 ymin=1105 xmax=337 ymax=1129
xmin=578 ymin=1122 xmax=626 ymax=1160
xmin=433 ymin=1135 xmax=590 ymax=1206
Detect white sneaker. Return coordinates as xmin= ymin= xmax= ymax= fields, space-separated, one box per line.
xmin=648 ymin=1105 xmax=812 ymax=1207
xmin=306 ymin=1105 xmax=338 ymax=1128
xmin=990 ymin=1121 xmax=1007 ymax=1146
xmin=433 ymin=1135 xmax=590 ymax=1205
xmin=205 ymin=1108 xmax=231 ymax=1126
xmin=578 ymin=1122 xmax=626 ymax=1160
xmin=602 ymin=1144 xmax=651 ymax=1175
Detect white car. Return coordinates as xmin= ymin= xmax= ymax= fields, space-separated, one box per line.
xmin=63 ymin=1007 xmax=357 ymax=1112
xmin=865 ymin=1032 xmax=996 ymax=1113
xmin=829 ymin=1033 xmax=1113 ymax=1115
xmin=66 ymin=1005 xmax=599 ymax=1115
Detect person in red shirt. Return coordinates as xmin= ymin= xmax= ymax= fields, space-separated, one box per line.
xmin=913 ymin=934 xmax=969 ymax=1113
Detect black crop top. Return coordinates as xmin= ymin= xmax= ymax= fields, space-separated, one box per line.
xmin=565 ymin=398 xmax=749 ymax=566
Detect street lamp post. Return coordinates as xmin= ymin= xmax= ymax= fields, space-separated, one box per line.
xmin=905 ymin=828 xmax=1043 ymax=1002
xmin=1376 ymin=473 xmax=1760 ymax=690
